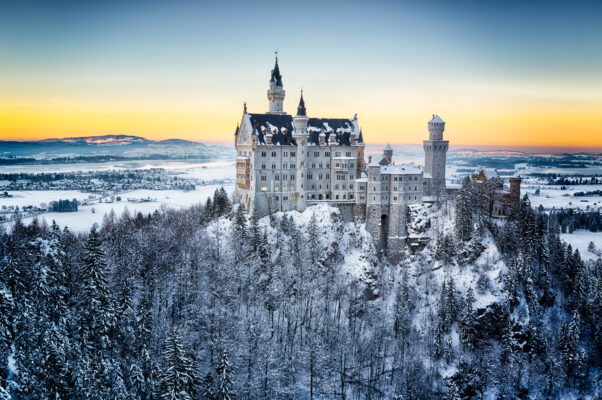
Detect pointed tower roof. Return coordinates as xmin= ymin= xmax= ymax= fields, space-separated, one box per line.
xmin=429 ymin=114 xmax=445 ymax=123
xmin=270 ymin=55 xmax=283 ymax=87
xmin=384 ymin=143 xmax=393 ymax=151
xmin=297 ymin=90 xmax=307 ymax=116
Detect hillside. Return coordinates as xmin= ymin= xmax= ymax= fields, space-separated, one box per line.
xmin=0 ymin=190 xmax=600 ymax=399
xmin=0 ymin=134 xmax=232 ymax=161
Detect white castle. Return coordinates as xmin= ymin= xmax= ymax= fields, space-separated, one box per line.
xmin=235 ymin=56 xmax=448 ymax=253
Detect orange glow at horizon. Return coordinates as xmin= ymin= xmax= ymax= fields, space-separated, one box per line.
xmin=2 ymin=100 xmax=601 ymax=149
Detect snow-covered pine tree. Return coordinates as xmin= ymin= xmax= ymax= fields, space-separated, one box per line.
xmin=158 ymin=328 xmax=196 ymax=400
xmin=215 ymin=351 xmax=234 ymax=400
xmin=455 ymin=176 xmax=474 ymax=242
xmin=250 ymin=209 xmax=260 ymax=252
xmin=76 ymin=226 xmax=117 ymax=400
xmin=232 ymin=205 xmax=248 ymax=263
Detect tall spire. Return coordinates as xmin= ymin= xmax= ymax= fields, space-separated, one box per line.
xmin=270 ymin=52 xmax=283 ymax=87
xmin=267 ymin=53 xmax=285 ymax=114
xmin=297 ymin=89 xmax=306 ymax=116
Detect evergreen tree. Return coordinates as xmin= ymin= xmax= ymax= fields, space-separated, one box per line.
xmin=158 ymin=328 xmax=196 ymax=400
xmin=76 ymin=226 xmax=116 ymax=400
xmin=215 ymin=351 xmax=234 ymax=400
xmin=455 ymin=176 xmax=474 ymax=242
xmin=249 ymin=209 xmax=260 ymax=252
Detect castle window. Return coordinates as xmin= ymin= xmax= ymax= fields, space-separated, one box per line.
xmin=336 ymin=195 xmax=339 ymax=199
xmin=275 ymin=174 xmax=279 ymax=180
xmin=350 ymin=194 xmax=354 ymax=199
xmin=343 ymin=194 xmax=346 ymax=199
xmin=271 ymin=164 xmax=276 ymax=169
xmin=326 ymin=163 xmax=330 ymax=168
xmin=284 ymin=152 xmax=288 ymax=157
xmin=283 ymin=196 xmax=288 ymax=201
xmin=283 ymin=164 xmax=287 ymax=169
xmin=346 ymin=151 xmax=351 ymax=157
xmin=291 ymin=152 xmax=296 ymax=156
xmin=261 ymin=152 xmax=266 ymax=157
xmin=262 ymin=164 xmax=266 ymax=170
xmin=336 ymin=163 xmax=340 ymax=168
xmin=261 ymin=186 xmax=267 ymax=192
xmin=335 ymin=152 xmax=340 ymax=157
xmin=312 ymin=185 xmax=315 ymax=189
xmin=261 ymin=176 xmax=267 ymax=181
xmin=291 ymin=175 xmax=295 ymax=180
xmin=290 ymin=196 xmax=296 ymax=200
xmin=325 ymin=152 xmax=330 ymax=156
xmin=394 ymin=187 xmax=397 ymax=191
xmin=415 ymin=186 xmax=418 ymax=191
xmin=394 ymin=196 xmax=397 ymax=201
xmin=275 ymin=196 xmax=279 ymax=200
xmin=319 ymin=163 xmax=323 ymax=168
xmin=312 ymin=163 xmax=316 ymax=168
xmin=275 ymin=186 xmax=279 ymax=191
xmin=326 ymin=174 xmax=330 ymax=179
xmin=271 ymin=151 xmax=276 ymax=157
xmin=335 ymin=184 xmax=339 ymax=190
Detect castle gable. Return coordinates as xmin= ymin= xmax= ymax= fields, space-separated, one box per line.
xmin=307 ymin=118 xmax=362 ymax=146
xmin=248 ymin=113 xmax=296 ymax=146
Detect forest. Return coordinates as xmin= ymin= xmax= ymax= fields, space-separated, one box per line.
xmin=0 ymin=183 xmax=600 ymax=399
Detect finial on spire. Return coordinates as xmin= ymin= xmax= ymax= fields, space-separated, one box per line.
xmin=297 ymin=89 xmax=307 ymax=117
xmin=243 ymin=102 xmax=247 ymax=114
xmin=275 ymin=50 xmax=278 ymax=61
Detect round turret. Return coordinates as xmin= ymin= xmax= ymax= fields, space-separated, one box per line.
xmin=428 ymin=114 xmax=445 ymax=140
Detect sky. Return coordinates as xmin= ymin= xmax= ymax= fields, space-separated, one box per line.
xmin=1 ymin=0 xmax=601 ymax=148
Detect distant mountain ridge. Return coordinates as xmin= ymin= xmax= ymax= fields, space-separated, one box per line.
xmin=39 ymin=134 xmax=153 ymax=145
xmin=0 ymin=134 xmax=227 ymax=160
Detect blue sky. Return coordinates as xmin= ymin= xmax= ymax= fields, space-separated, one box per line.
xmin=1 ymin=0 xmax=601 ymax=146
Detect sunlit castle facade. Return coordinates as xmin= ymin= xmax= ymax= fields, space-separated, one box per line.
xmin=234 ymin=56 xmax=449 ymax=253
xmin=234 ymin=56 xmax=365 ymax=217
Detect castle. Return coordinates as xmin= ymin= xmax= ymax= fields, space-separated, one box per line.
xmin=471 ymin=169 xmax=522 ymax=217
xmin=234 ymin=56 xmax=449 ymax=252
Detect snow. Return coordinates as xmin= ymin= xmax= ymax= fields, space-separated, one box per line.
xmin=429 ymin=114 xmax=445 ymax=123
xmin=560 ymin=229 xmax=602 ymax=261
xmin=525 ymin=184 xmax=602 ymax=211
xmin=5 ymin=185 xmax=232 ymax=233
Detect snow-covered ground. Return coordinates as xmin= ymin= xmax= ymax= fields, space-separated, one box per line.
xmin=14 ymin=185 xmax=233 ymax=232
xmin=1 ymin=160 xmax=235 ymax=232
xmin=560 ymin=230 xmax=602 ymax=261
xmin=525 ymin=184 xmax=602 ymax=211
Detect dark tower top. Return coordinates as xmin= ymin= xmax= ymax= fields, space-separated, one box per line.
xmin=270 ymin=57 xmax=283 ymax=87
xmin=297 ymin=91 xmax=307 ymax=116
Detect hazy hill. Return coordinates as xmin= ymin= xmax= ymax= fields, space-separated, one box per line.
xmin=0 ymin=134 xmax=232 ymax=161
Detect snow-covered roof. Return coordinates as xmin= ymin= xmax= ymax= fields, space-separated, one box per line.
xmin=381 ymin=164 xmax=422 ymax=175
xmin=368 ymin=154 xmax=386 ymax=167
xmin=429 ymin=114 xmax=445 ymax=124
xmin=355 ymin=177 xmax=368 ymax=183
xmin=307 ymin=117 xmax=363 ymax=146
xmin=423 ymin=173 xmax=432 ymax=179
xmin=384 ymin=143 xmax=393 ymax=151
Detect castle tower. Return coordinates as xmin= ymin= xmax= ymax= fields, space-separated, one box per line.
xmin=267 ymin=55 xmax=286 ymax=114
xmin=383 ymin=143 xmax=393 ymax=164
xmin=294 ymin=91 xmax=308 ymax=211
xmin=509 ymin=177 xmax=522 ymax=204
xmin=423 ymin=114 xmax=449 ymax=197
